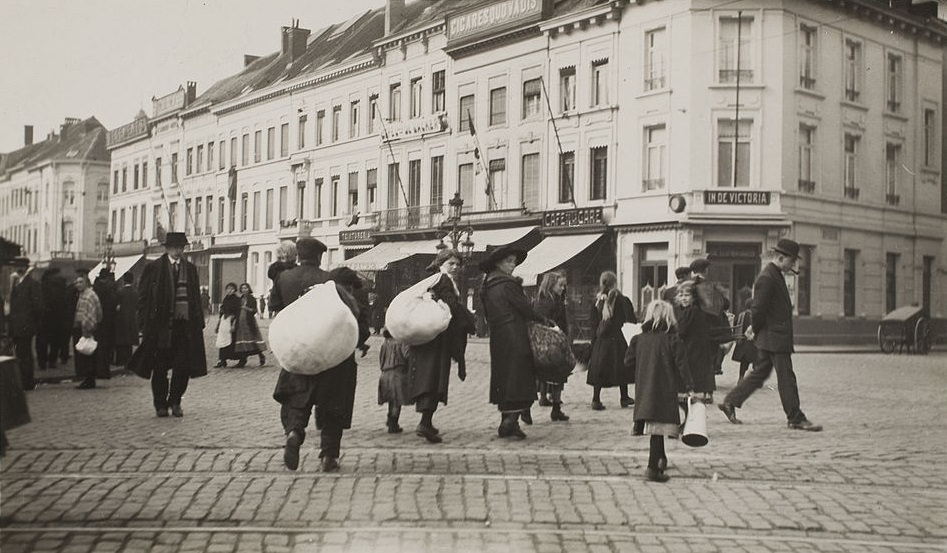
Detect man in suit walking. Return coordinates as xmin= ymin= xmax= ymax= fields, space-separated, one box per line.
xmin=9 ymin=257 xmax=43 ymax=391
xmin=127 ymin=232 xmax=207 ymax=417
xmin=718 ymin=239 xmax=822 ymax=431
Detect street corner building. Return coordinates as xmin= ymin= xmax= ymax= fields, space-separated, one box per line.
xmin=98 ymin=0 xmax=947 ymax=346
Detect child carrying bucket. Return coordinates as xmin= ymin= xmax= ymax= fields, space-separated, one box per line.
xmin=378 ymin=329 xmax=412 ymax=434
xmin=624 ymin=299 xmax=695 ymax=483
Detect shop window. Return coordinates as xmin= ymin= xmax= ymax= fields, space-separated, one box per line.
xmin=637 ymin=244 xmax=669 ymax=314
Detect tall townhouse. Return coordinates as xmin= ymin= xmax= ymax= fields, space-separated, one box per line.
xmin=0 ymin=118 xmax=110 ymax=272
xmin=612 ymin=0 xmax=947 ymax=342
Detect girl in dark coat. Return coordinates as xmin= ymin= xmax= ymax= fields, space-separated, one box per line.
xmin=586 ymin=271 xmax=636 ymax=410
xmin=408 ymin=248 xmax=475 ymax=443
xmin=532 ymin=271 xmax=570 ymax=422
xmin=112 ymin=273 xmax=139 ymax=366
xmin=214 ymin=283 xmax=241 ymax=368
xmin=624 ymin=299 xmax=694 ymax=483
xmin=673 ymin=280 xmax=716 ymax=403
xmin=378 ymin=329 xmax=411 ymax=433
xmin=479 ymin=246 xmax=548 ymax=439
xmin=233 ymin=283 xmax=266 ymax=368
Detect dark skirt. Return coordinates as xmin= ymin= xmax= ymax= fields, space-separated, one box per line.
xmin=586 ymin=335 xmax=633 ymax=387
xmin=378 ymin=366 xmax=410 ymax=407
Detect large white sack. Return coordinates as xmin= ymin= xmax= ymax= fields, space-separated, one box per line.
xmin=621 ymin=323 xmax=643 ymax=344
xmin=269 ymin=282 xmax=359 ymax=375
xmin=385 ymin=273 xmax=452 ymax=346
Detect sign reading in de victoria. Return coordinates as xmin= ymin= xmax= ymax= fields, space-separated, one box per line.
xmin=703 ymin=190 xmax=771 ymax=206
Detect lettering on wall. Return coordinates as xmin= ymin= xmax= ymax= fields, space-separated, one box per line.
xmin=703 ymin=190 xmax=771 ymax=206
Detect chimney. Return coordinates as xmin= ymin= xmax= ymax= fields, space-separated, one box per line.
xmin=281 ymin=19 xmax=310 ymax=62
xmin=60 ymin=117 xmax=80 ymax=135
xmin=385 ymin=0 xmax=405 ymax=35
xmin=244 ymin=54 xmax=261 ymax=67
xmin=185 ymin=81 xmax=197 ymax=106
xmin=24 ymin=125 xmax=33 ymax=146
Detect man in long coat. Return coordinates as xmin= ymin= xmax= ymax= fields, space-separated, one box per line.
xmin=127 ymin=232 xmax=207 ymax=417
xmin=272 ymin=238 xmax=369 ymax=473
xmin=719 ymin=239 xmax=822 ymax=431
xmin=36 ymin=267 xmax=68 ymax=370
xmin=9 ymin=258 xmax=42 ymax=391
xmin=113 ymin=272 xmax=139 ymax=366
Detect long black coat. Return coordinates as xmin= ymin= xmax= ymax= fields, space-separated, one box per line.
xmin=114 ymin=284 xmax=139 ymax=347
xmin=625 ymin=323 xmax=693 ymax=425
xmin=586 ymin=293 xmax=636 ymax=387
xmin=9 ymin=272 xmax=42 ymax=338
xmin=41 ymin=270 xmax=68 ymax=332
xmin=674 ymin=302 xmax=715 ymax=393
xmin=127 ymin=255 xmax=207 ymax=379
xmin=751 ymin=262 xmax=795 ymax=353
xmin=408 ymin=273 xmax=475 ymax=406
xmin=480 ymin=271 xmax=545 ymax=406
xmin=271 ymin=261 xmax=369 ymax=429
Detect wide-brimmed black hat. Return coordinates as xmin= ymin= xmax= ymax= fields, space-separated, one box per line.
xmin=689 ymin=258 xmax=710 ymax=272
xmin=478 ymin=245 xmax=527 ymax=273
xmin=163 ymin=232 xmax=189 ymax=248
xmin=774 ymin=238 xmax=801 ymax=259
xmin=426 ymin=248 xmax=462 ymax=273
xmin=296 ymin=238 xmax=327 ymax=260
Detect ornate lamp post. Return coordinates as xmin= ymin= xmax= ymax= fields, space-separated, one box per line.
xmin=103 ymin=233 xmax=116 ymax=273
xmin=437 ymin=192 xmax=474 ymax=258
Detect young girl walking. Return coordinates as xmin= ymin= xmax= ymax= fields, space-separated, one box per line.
xmin=624 ymin=299 xmax=694 ymax=483
xmin=378 ymin=329 xmax=412 ymax=434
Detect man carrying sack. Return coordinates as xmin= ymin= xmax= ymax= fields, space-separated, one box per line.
xmin=718 ymin=239 xmax=822 ymax=432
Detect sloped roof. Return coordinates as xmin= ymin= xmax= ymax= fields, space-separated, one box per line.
xmin=0 ymin=117 xmax=108 ymax=179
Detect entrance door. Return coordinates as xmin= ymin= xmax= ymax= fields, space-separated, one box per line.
xmin=706 ymin=242 xmax=761 ymax=313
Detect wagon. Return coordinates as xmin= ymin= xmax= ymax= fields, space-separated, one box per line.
xmin=877 ymin=305 xmax=931 ymax=354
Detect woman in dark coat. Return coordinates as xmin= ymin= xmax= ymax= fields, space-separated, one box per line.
xmin=214 ymin=283 xmax=241 ymax=367
xmin=266 ymin=240 xmax=298 ymax=315
xmin=407 ymin=248 xmax=475 ymax=443
xmin=672 ymin=280 xmax=716 ymax=403
xmin=586 ymin=271 xmax=636 ymax=410
xmin=480 ymin=246 xmax=548 ymax=439
xmin=624 ymin=299 xmax=694 ymax=483
xmin=532 ymin=271 xmax=570 ymax=422
xmin=92 ymin=269 xmax=117 ymax=375
xmin=112 ymin=272 xmax=139 ymax=366
xmin=233 ymin=283 xmax=266 ymax=368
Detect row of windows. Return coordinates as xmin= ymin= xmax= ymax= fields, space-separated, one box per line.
xmin=1 ymin=181 xmax=109 ymax=216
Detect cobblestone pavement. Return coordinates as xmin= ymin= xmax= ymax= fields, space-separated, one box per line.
xmin=2 ymin=326 xmax=946 ymax=553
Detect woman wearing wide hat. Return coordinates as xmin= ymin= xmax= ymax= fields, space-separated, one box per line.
xmin=406 ymin=248 xmax=475 ymax=443
xmin=479 ymin=245 xmax=549 ymax=439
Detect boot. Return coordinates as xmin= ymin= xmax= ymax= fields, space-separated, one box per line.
xmin=387 ymin=415 xmax=403 ymax=434
xmin=550 ymin=403 xmax=569 ymax=422
xmin=520 ymin=408 xmax=533 ymax=425
xmin=498 ymin=413 xmax=526 ymax=439
xmin=415 ymin=423 xmax=442 ymax=443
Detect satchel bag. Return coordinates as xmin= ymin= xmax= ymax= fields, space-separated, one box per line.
xmin=527 ymin=322 xmax=576 ymax=384
xmin=75 ymin=336 xmax=98 ymax=356
xmin=385 ymin=273 xmax=452 ymax=346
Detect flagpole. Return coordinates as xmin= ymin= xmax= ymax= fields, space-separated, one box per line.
xmin=467 ymin=109 xmax=496 ymax=210
xmin=540 ymin=76 xmax=576 ymax=208
xmin=376 ymin=114 xmax=411 ymax=207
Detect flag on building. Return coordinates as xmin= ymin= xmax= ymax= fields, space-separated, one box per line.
xmin=228 ymin=166 xmax=237 ymax=201
xmin=467 ymin=109 xmax=493 ymax=203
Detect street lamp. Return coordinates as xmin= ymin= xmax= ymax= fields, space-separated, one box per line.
xmin=104 ymin=233 xmax=116 ymax=272
xmin=437 ymin=192 xmax=474 ymax=258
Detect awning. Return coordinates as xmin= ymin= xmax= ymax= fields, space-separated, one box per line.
xmin=335 ymin=240 xmax=439 ymax=271
xmin=471 ymin=226 xmax=536 ymax=252
xmin=89 ymin=254 xmax=145 ymax=283
xmin=514 ymin=233 xmax=604 ymax=286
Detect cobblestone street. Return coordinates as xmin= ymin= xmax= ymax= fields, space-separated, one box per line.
xmin=2 ymin=327 xmax=946 ymax=552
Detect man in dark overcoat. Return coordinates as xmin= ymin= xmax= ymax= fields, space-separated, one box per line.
xmin=113 ymin=272 xmax=139 ymax=366
xmin=9 ymin=258 xmax=43 ymax=391
xmin=272 ymin=238 xmax=369 ymax=473
xmin=127 ymin=232 xmax=207 ymax=417
xmin=479 ymin=246 xmax=548 ymax=439
xmin=719 ymin=239 xmax=822 ymax=431
xmin=36 ymin=267 xmax=68 ymax=370
xmin=93 ymin=269 xmax=118 ymax=373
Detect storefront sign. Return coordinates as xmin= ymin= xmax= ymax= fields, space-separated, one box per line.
xmin=703 ymin=190 xmax=771 ymax=206
xmin=447 ymin=0 xmax=548 ymax=46
xmin=382 ymin=113 xmax=449 ymax=142
xmin=543 ymin=206 xmax=604 ymax=228
xmin=339 ymin=228 xmax=376 ymax=245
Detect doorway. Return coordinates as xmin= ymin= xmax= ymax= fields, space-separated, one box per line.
xmin=706 ymin=242 xmax=761 ymax=314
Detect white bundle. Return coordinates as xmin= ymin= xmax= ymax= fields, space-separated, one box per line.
xmin=385 ymin=273 xmax=452 ymax=346
xmin=621 ymin=323 xmax=643 ymax=344
xmin=269 ymin=282 xmax=359 ymax=374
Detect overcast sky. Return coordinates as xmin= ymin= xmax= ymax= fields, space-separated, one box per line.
xmin=0 ymin=0 xmax=384 ymax=152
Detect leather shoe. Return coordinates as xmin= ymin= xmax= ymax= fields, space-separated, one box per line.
xmin=213 ymin=361 xmax=227 ymax=368
xmin=590 ymin=400 xmax=605 ymax=411
xmin=718 ymin=402 xmax=742 ymax=424
xmin=550 ymin=407 xmax=569 ymax=422
xmin=788 ymin=419 xmax=823 ymax=432
xmin=155 ymin=407 xmax=169 ymax=418
xmin=321 ymin=457 xmax=340 ymax=473
xmin=497 ymin=421 xmax=527 ymax=439
xmin=416 ymin=424 xmax=442 ymax=444
xmin=538 ymin=397 xmax=552 ymax=407
xmin=645 ymin=468 xmax=670 ymax=483
xmin=520 ymin=409 xmax=533 ymax=425
xmin=620 ymin=397 xmax=634 ymax=408
xmin=284 ymin=432 xmax=302 ymax=470
xmin=76 ymin=380 xmax=95 ymax=390
xmin=170 ymin=405 xmax=184 ymax=418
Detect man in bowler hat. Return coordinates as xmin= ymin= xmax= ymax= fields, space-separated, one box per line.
xmin=127 ymin=232 xmax=207 ymax=417
xmin=719 ymin=239 xmax=822 ymax=431
xmin=272 ymin=238 xmax=369 ymax=473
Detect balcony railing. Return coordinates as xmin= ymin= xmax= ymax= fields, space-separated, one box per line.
xmin=376 ymin=204 xmax=445 ymax=232
xmin=843 ymin=186 xmax=860 ymax=200
xmin=885 ymin=193 xmax=901 ymax=206
xmin=798 ymin=179 xmax=816 ymax=194
xmin=799 ymin=75 xmax=816 ymax=89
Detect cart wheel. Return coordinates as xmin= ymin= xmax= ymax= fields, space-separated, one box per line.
xmin=914 ymin=318 xmax=932 ymax=355
xmin=877 ymin=326 xmax=896 ymax=354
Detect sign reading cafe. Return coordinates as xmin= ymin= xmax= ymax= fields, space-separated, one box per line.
xmin=447 ymin=0 xmax=549 ymax=45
